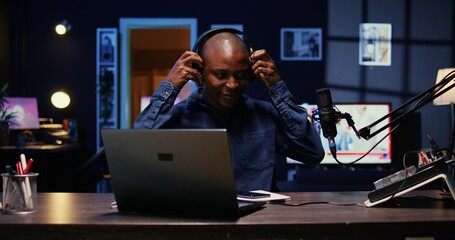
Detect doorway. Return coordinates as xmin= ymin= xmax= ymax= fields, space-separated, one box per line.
xmin=119 ymin=18 xmax=198 ymax=128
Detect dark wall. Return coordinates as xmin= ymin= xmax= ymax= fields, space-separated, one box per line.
xmin=0 ymin=1 xmax=10 ymax=88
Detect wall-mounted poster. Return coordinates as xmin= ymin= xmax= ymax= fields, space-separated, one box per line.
xmin=96 ymin=28 xmax=118 ymax=150
xmin=281 ymin=28 xmax=322 ymax=61
xmin=359 ymin=23 xmax=392 ymax=66
xmin=98 ymin=31 xmax=116 ymax=63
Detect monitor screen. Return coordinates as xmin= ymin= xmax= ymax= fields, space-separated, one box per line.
xmin=4 ymin=97 xmax=40 ymax=130
xmin=287 ymin=103 xmax=392 ymax=165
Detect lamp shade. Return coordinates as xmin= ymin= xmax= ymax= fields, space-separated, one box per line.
xmin=55 ymin=20 xmax=71 ymax=35
xmin=433 ymin=68 xmax=455 ymax=106
xmin=51 ymin=91 xmax=71 ymax=109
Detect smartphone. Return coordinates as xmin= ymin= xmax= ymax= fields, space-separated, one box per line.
xmin=237 ymin=191 xmax=271 ymax=199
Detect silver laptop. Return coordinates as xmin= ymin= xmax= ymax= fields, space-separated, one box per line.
xmin=101 ymin=129 xmax=265 ymax=219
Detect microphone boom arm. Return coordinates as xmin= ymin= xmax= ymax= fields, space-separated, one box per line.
xmin=358 ymin=71 xmax=455 ymax=140
xmin=340 ymin=112 xmax=361 ymax=139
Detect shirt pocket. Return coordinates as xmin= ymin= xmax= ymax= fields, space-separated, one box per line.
xmin=234 ymin=130 xmax=275 ymax=173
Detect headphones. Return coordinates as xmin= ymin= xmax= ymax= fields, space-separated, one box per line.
xmin=191 ymin=27 xmax=255 ymax=81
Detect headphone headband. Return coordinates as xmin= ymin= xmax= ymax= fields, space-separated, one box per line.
xmin=191 ymin=27 xmax=256 ymax=82
xmin=192 ymin=27 xmax=253 ymax=56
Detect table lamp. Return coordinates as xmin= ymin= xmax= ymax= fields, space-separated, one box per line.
xmin=51 ymin=91 xmax=71 ymax=109
xmin=433 ymin=68 xmax=455 ymax=126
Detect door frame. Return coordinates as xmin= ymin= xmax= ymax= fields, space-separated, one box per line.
xmin=119 ymin=18 xmax=198 ymax=128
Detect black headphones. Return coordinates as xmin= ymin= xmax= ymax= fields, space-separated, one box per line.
xmin=191 ymin=27 xmax=255 ymax=81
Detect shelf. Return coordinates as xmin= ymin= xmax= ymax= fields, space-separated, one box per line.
xmin=96 ymin=28 xmax=118 ymax=151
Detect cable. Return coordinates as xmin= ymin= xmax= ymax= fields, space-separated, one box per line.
xmin=387 ymin=151 xmax=418 ymax=200
xmin=332 ymin=123 xmax=401 ymax=165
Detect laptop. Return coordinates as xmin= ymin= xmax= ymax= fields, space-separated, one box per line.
xmin=101 ymin=129 xmax=265 ymax=219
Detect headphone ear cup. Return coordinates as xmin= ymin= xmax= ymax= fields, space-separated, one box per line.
xmin=191 ymin=62 xmax=203 ymax=75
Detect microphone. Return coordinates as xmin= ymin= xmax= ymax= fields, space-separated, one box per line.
xmin=316 ymin=88 xmax=339 ymax=158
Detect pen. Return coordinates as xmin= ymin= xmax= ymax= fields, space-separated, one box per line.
xmin=23 ymin=158 xmax=34 ymax=174
xmin=19 ymin=154 xmax=33 ymax=209
xmin=20 ymin=154 xmax=27 ymax=172
xmin=16 ymin=162 xmax=23 ymax=175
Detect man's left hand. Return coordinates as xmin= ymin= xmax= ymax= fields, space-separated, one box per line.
xmin=251 ymin=49 xmax=281 ymax=88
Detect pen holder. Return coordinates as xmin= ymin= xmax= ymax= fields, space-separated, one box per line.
xmin=2 ymin=173 xmax=39 ymax=214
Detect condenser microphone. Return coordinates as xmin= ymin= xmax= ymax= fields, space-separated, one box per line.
xmin=316 ymin=88 xmax=338 ymax=158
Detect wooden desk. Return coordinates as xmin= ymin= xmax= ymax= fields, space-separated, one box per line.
xmin=0 ymin=191 xmax=454 ymax=239
xmin=0 ymin=143 xmax=81 ymax=192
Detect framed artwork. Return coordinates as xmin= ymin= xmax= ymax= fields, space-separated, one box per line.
xmin=359 ymin=23 xmax=392 ymax=66
xmin=98 ymin=30 xmax=117 ymax=63
xmin=96 ymin=28 xmax=118 ymax=150
xmin=281 ymin=28 xmax=322 ymax=61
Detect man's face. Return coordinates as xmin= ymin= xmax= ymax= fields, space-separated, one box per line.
xmin=202 ymin=42 xmax=250 ymax=115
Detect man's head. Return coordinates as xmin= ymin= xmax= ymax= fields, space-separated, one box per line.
xmin=200 ymin=32 xmax=252 ymax=116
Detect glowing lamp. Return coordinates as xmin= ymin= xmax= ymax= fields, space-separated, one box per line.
xmin=51 ymin=91 xmax=71 ymax=109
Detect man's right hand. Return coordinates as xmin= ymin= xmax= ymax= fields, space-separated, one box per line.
xmin=165 ymin=51 xmax=203 ymax=89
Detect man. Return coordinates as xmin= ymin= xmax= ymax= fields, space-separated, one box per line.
xmin=134 ymin=29 xmax=324 ymax=191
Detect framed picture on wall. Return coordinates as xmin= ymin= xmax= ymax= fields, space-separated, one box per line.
xmin=281 ymin=28 xmax=322 ymax=61
xmin=98 ymin=30 xmax=116 ymax=63
xmin=96 ymin=28 xmax=118 ymax=150
xmin=359 ymin=23 xmax=392 ymax=66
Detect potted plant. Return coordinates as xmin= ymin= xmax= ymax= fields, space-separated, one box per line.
xmin=0 ymin=83 xmax=17 ymax=146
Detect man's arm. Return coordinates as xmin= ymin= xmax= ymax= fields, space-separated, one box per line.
xmin=134 ymin=51 xmax=203 ymax=129
xmin=251 ymin=49 xmax=324 ymax=164
xmin=269 ymin=81 xmax=325 ymax=165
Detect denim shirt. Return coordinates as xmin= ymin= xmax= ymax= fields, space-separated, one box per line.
xmin=134 ymin=81 xmax=324 ymax=191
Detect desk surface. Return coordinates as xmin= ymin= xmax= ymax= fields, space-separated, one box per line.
xmin=0 ymin=191 xmax=454 ymax=239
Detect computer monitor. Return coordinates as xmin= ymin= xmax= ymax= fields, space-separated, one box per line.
xmin=287 ymin=103 xmax=392 ymax=165
xmin=4 ymin=97 xmax=40 ymax=130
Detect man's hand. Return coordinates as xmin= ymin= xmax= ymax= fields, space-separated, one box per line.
xmin=165 ymin=51 xmax=203 ymax=89
xmin=251 ymin=49 xmax=281 ymax=88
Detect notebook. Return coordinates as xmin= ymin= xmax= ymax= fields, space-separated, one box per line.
xmin=101 ymin=129 xmax=266 ymax=219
